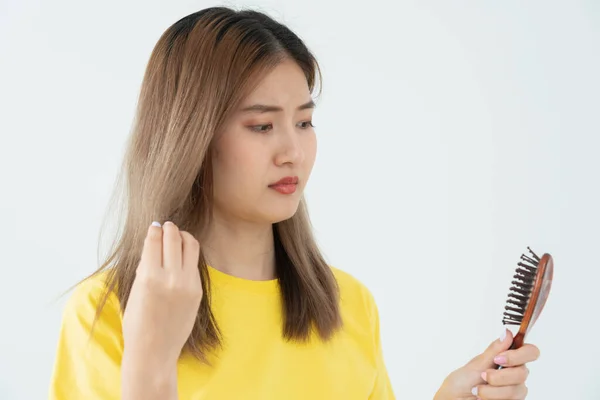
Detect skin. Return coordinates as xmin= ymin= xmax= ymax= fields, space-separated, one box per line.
xmin=203 ymin=57 xmax=318 ymax=281
xmin=436 ymin=328 xmax=540 ymax=399
xmin=121 ymin=58 xmax=540 ymax=399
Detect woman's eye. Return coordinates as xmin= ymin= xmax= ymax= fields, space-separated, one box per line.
xmin=298 ymin=120 xmax=315 ymax=129
xmin=250 ymin=124 xmax=272 ymax=133
xmin=249 ymin=120 xmax=314 ymax=133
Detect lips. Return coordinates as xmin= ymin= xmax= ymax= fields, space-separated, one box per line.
xmin=268 ymin=176 xmax=299 ymax=195
xmin=269 ymin=176 xmax=299 ymax=186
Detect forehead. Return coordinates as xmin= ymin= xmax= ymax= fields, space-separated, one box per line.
xmin=240 ymin=60 xmax=311 ymax=107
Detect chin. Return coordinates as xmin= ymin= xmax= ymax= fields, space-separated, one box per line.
xmin=262 ymin=200 xmax=301 ymax=224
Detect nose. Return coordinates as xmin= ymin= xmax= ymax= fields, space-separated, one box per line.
xmin=274 ymin=125 xmax=304 ymax=166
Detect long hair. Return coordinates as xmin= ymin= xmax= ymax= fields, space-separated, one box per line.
xmin=63 ymin=6 xmax=342 ymax=364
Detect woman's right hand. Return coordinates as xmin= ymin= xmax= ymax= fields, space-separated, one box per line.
xmin=121 ymin=221 xmax=203 ymax=398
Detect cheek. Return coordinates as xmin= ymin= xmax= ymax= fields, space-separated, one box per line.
xmin=213 ymin=141 xmax=264 ymax=191
xmin=304 ymin=133 xmax=317 ymax=168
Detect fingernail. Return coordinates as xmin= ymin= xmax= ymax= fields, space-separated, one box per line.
xmin=151 ymin=221 xmax=161 ymax=227
xmin=494 ymin=355 xmax=507 ymax=365
xmin=499 ymin=327 xmax=507 ymax=342
xmin=481 ymin=371 xmax=487 ymax=382
xmin=471 ymin=386 xmax=478 ymax=396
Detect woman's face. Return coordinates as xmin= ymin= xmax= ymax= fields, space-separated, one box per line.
xmin=211 ymin=59 xmax=317 ymax=224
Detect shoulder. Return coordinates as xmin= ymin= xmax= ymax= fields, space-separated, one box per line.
xmin=330 ymin=266 xmax=376 ymax=300
xmin=329 ymin=266 xmax=378 ymax=320
xmin=61 ymin=268 xmax=121 ymax=330
xmin=67 ymin=268 xmax=116 ymax=305
xmin=50 ymin=270 xmax=123 ymax=398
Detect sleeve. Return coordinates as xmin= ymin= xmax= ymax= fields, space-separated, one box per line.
xmin=365 ymin=287 xmax=396 ymax=400
xmin=49 ymin=274 xmax=124 ymax=400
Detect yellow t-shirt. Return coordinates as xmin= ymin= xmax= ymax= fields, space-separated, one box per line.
xmin=49 ymin=265 xmax=395 ymax=399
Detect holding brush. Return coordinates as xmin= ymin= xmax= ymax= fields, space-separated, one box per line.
xmin=436 ymin=247 xmax=552 ymax=399
xmin=434 ymin=327 xmax=539 ymax=400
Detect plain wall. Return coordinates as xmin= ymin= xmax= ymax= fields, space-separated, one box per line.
xmin=1 ymin=0 xmax=598 ymax=398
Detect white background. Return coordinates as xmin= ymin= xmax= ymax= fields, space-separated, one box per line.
xmin=1 ymin=1 xmax=599 ymax=399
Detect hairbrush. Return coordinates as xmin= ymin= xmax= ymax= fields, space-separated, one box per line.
xmin=495 ymin=246 xmax=554 ymax=370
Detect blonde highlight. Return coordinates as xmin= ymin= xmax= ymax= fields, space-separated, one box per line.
xmin=62 ymin=6 xmax=339 ymax=364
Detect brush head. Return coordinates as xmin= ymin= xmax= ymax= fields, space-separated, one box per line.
xmin=502 ymin=247 xmax=554 ymax=341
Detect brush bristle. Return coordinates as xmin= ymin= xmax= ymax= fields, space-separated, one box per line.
xmin=502 ymin=246 xmax=540 ymax=326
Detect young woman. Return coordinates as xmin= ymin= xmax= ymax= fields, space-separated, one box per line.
xmin=49 ymin=7 xmax=540 ymax=400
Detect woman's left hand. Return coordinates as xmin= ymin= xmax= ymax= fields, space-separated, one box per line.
xmin=435 ymin=328 xmax=541 ymax=400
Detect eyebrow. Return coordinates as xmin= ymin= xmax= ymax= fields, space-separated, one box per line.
xmin=240 ymin=99 xmax=316 ymax=113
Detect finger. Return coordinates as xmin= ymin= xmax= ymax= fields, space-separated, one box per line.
xmin=140 ymin=221 xmax=163 ymax=271
xmin=162 ymin=221 xmax=182 ymax=272
xmin=482 ymin=365 xmax=529 ymax=387
xmin=180 ymin=231 xmax=201 ymax=279
xmin=470 ymin=327 xmax=514 ymax=370
xmin=494 ymin=344 xmax=540 ymax=367
xmin=474 ymin=383 xmax=528 ymax=399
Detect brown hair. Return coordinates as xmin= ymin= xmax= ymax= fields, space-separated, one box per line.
xmin=63 ymin=6 xmax=342 ymax=364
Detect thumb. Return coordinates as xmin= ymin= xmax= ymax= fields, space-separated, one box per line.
xmin=469 ymin=327 xmax=514 ymax=370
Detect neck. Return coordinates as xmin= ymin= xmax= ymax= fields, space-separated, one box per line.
xmin=202 ymin=210 xmax=277 ymax=281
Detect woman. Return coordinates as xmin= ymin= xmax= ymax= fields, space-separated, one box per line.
xmin=49 ymin=7 xmax=540 ymax=400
